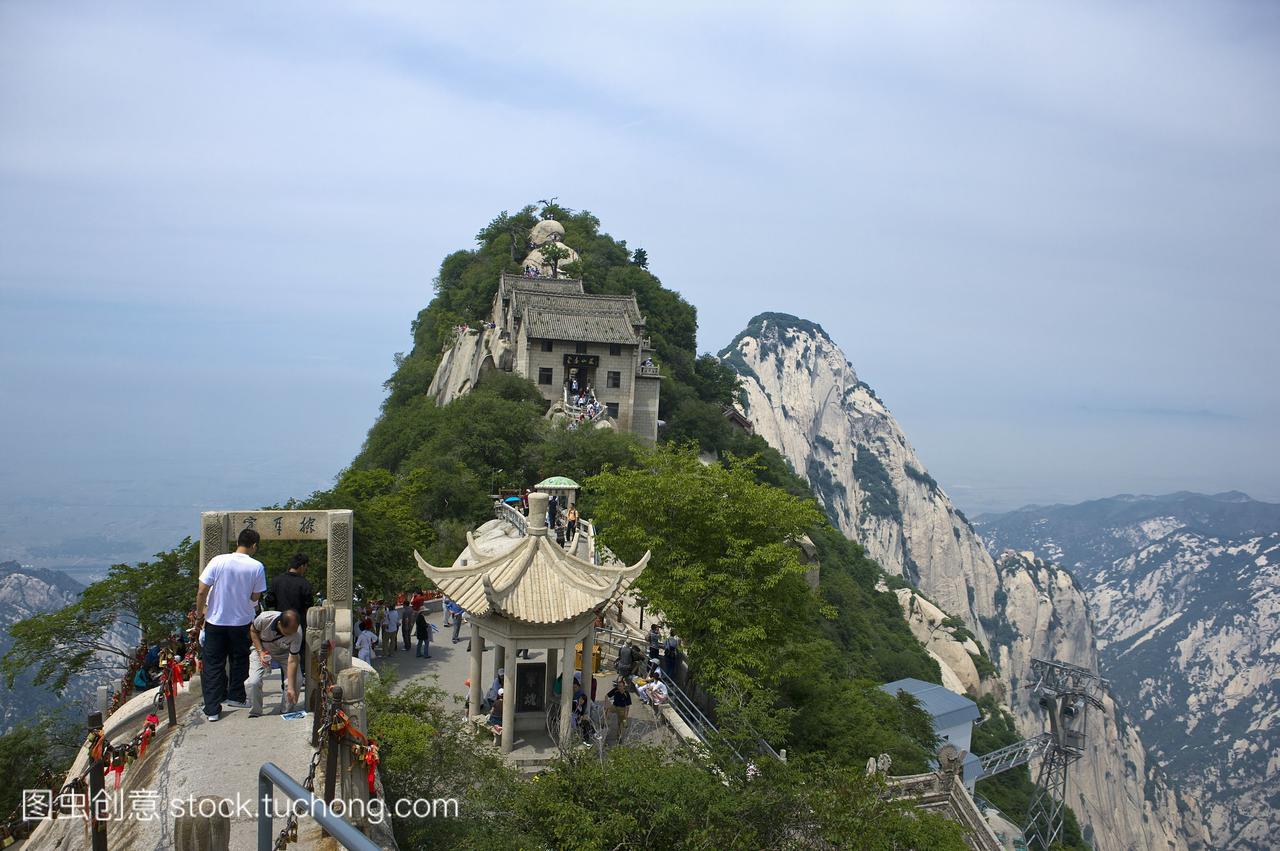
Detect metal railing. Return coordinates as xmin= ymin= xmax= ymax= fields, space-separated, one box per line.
xmin=257 ymin=762 xmax=377 ymax=851
xmin=976 ymin=732 xmax=1053 ymax=779
xmin=494 ymin=500 xmax=528 ymax=535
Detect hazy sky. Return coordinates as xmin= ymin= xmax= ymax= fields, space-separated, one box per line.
xmin=2 ymin=1 xmax=1278 ymax=565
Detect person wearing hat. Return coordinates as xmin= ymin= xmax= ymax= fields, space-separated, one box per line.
xmin=605 ymin=676 xmax=633 ymax=742
xmin=488 ymin=687 xmax=504 ymax=728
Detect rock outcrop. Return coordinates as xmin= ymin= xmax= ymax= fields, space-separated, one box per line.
xmin=720 ymin=313 xmax=1198 ymax=851
xmin=979 ymin=493 xmax=1280 ymax=850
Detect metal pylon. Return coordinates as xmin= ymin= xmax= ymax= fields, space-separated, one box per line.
xmin=1025 ymin=741 xmax=1077 ymax=849
xmin=1023 ymin=658 xmax=1106 ymax=851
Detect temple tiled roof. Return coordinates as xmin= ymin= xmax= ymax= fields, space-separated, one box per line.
xmin=515 ymin=289 xmax=644 ymax=324
xmin=524 ymin=308 xmax=639 ymax=345
xmin=414 ymin=529 xmax=649 ymax=625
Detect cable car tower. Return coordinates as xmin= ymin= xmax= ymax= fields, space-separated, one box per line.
xmin=1023 ymin=658 xmax=1106 ymax=850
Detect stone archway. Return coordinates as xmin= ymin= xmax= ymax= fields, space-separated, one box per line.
xmin=200 ymin=509 xmax=355 ymax=648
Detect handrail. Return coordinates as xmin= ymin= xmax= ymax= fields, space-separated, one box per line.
xmin=494 ymin=500 xmax=528 ymax=535
xmin=976 ymin=731 xmax=1053 ymax=779
xmin=257 ymin=762 xmax=377 ymax=851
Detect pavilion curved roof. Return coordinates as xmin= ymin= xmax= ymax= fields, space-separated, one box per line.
xmin=413 ymin=531 xmax=648 ymax=625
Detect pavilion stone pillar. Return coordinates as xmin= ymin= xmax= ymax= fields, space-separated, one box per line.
xmin=199 ymin=512 xmax=230 ymax=572
xmin=468 ymin=624 xmax=483 ymax=718
xmin=494 ymin=644 xmax=506 ymax=676
xmin=327 ymin=510 xmax=355 ymax=650
xmin=545 ymin=647 xmax=558 ymax=707
xmin=501 ymin=645 xmax=517 ymax=753
xmin=559 ymin=637 xmax=575 ymax=747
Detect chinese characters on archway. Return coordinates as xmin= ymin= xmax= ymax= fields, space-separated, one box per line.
xmin=225 ymin=511 xmax=328 ymax=541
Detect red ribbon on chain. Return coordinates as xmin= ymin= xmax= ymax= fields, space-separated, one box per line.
xmin=139 ymin=714 xmax=159 ymax=758
xmin=169 ymin=658 xmax=185 ymax=689
xmin=363 ymin=744 xmax=380 ymax=795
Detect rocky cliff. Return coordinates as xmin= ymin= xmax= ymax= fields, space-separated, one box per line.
xmin=0 ymin=561 xmax=91 ymax=730
xmin=720 ymin=313 xmax=1199 ymax=851
xmin=978 ymin=493 xmax=1280 ymax=850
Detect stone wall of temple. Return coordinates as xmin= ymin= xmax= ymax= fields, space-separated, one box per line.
xmin=632 ymin=375 xmax=660 ymax=444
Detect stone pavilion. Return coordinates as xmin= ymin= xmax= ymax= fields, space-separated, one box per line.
xmin=413 ymin=492 xmax=650 ymax=752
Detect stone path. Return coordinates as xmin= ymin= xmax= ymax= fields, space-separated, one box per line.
xmin=22 ymin=666 xmax=331 ymax=851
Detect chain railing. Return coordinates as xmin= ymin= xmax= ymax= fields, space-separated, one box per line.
xmin=275 ymin=637 xmax=383 ymax=850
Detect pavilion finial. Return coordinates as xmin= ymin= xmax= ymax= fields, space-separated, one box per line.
xmin=527 ymin=492 xmax=549 ymax=535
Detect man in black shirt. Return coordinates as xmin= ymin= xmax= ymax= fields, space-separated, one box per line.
xmin=270 ymin=553 xmax=315 ymax=671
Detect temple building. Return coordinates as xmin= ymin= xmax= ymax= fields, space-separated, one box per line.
xmin=427 ymin=218 xmax=661 ymax=444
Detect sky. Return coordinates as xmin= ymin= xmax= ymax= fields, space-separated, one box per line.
xmin=1 ymin=1 xmax=1278 ymax=567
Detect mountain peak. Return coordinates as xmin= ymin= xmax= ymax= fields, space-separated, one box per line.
xmin=720 ymin=312 xmax=834 ymax=357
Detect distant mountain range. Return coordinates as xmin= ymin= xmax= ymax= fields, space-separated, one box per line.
xmin=977 ymin=492 xmax=1280 ymax=851
xmin=720 ymin=313 xmax=1201 ymax=851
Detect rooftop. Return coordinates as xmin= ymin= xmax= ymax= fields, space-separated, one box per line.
xmin=880 ymin=677 xmax=980 ymax=731
xmin=414 ymin=494 xmax=649 ymax=625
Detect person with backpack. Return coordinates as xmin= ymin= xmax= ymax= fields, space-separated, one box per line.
xmin=615 ymin=641 xmax=638 ymax=682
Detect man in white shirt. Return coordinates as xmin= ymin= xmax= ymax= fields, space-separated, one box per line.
xmin=246 ymin=609 xmax=302 ymax=717
xmin=195 ymin=528 xmax=267 ymax=722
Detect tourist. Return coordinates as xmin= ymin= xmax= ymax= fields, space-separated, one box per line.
xmin=382 ymin=604 xmax=400 ymax=656
xmin=442 ymin=593 xmax=453 ymax=626
xmin=414 ymin=608 xmax=432 ymax=658
xmin=396 ymin=593 xmax=412 ymax=647
xmin=521 ymin=488 xmax=530 ymax=515
xmin=488 ymin=688 xmax=504 ymax=728
xmin=411 ymin=588 xmax=427 ymax=612
xmin=196 ymin=527 xmax=267 ymax=722
xmin=566 ymin=505 xmax=579 ymax=540
xmin=615 ymin=641 xmax=638 ymax=682
xmin=269 ymin=553 xmax=314 ymax=675
xmin=449 ymin=600 xmax=466 ymax=643
xmin=663 ymin=632 xmax=682 ymax=678
xmin=637 ymin=671 xmax=669 ymax=706
xmin=571 ymin=679 xmax=591 ymax=742
xmin=606 ymin=677 xmax=632 ymax=741
xmin=547 ymin=493 xmax=559 ymax=529
xmin=647 ymin=624 xmax=661 ymax=662
xmin=485 ymin=668 xmax=504 ymax=712
xmin=355 ymin=619 xmax=378 ymax=664
xmin=245 ymin=609 xmax=302 ymax=717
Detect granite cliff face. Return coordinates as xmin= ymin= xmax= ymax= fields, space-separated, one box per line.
xmin=978 ymin=493 xmax=1280 ymax=850
xmin=0 ymin=561 xmax=92 ymax=731
xmin=720 ymin=313 xmax=1199 ymax=851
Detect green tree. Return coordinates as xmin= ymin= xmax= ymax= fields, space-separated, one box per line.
xmin=538 ymin=240 xmax=571 ymax=278
xmin=2 ymin=539 xmax=198 ymax=691
xmin=0 ymin=717 xmax=80 ymax=819
xmin=631 ymin=247 xmax=649 ymax=268
xmin=587 ymin=444 xmax=823 ymax=693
